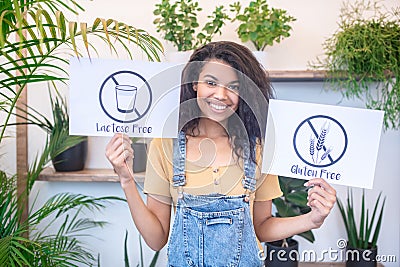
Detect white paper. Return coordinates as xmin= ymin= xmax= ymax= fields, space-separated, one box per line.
xmin=69 ymin=58 xmax=184 ymax=138
xmin=262 ymin=99 xmax=384 ymax=189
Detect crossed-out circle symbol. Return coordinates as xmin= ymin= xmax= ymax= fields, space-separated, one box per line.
xmin=293 ymin=115 xmax=348 ymax=168
xmin=99 ymin=70 xmax=152 ymax=123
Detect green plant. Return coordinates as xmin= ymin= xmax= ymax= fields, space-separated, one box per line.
xmin=337 ymin=189 xmax=385 ymax=249
xmin=0 ymin=138 xmax=125 ymax=266
xmin=48 ymin=89 xmax=85 ymax=160
xmin=272 ymin=176 xmax=315 ymax=245
xmin=153 ymin=0 xmax=230 ymax=51
xmin=10 ymin=85 xmax=86 ymax=160
xmin=312 ymin=0 xmax=400 ymax=129
xmin=230 ymin=0 xmax=296 ymax=51
xmin=4 ymin=83 xmax=90 ymax=173
xmin=123 ymin=231 xmax=160 ymax=267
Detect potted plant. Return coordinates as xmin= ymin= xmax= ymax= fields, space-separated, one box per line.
xmin=312 ymin=0 xmax=400 ymax=130
xmin=265 ymin=176 xmax=315 ymax=267
xmin=9 ymin=85 xmax=88 ymax=171
xmin=337 ymin=189 xmax=385 ymax=267
xmin=46 ymin=89 xmax=88 ymax=171
xmin=153 ymin=0 xmax=229 ymax=61
xmin=230 ymin=0 xmax=296 ymax=65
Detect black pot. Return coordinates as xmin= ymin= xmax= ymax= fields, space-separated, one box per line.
xmin=132 ymin=142 xmax=147 ymax=173
xmin=346 ymin=245 xmax=377 ymax=267
xmin=52 ymin=139 xmax=88 ymax=172
xmin=265 ymin=239 xmax=299 ymax=267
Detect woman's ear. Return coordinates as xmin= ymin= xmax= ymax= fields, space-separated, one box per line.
xmin=193 ymin=83 xmax=198 ymax=91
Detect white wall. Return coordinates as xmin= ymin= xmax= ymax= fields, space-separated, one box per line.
xmin=2 ymin=0 xmax=399 ymax=266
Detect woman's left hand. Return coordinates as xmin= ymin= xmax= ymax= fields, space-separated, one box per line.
xmin=305 ymin=178 xmax=337 ymax=229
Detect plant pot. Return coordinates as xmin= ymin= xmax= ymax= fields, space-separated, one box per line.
xmin=132 ymin=142 xmax=147 ymax=173
xmin=52 ymin=139 xmax=88 ymax=172
xmin=252 ymin=51 xmax=268 ymax=68
xmin=265 ymin=239 xmax=299 ymax=267
xmin=346 ymin=245 xmax=377 ymax=267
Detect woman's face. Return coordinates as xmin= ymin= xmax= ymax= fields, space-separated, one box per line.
xmin=193 ymin=60 xmax=240 ymax=123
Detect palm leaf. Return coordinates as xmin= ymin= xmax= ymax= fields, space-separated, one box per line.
xmin=0 ymin=235 xmax=36 ymax=267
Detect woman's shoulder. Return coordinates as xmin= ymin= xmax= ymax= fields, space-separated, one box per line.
xmin=149 ymin=138 xmax=174 ymax=159
xmin=150 ymin=137 xmax=173 ymax=147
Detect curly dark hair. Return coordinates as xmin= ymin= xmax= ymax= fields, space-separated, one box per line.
xmin=178 ymin=41 xmax=274 ymax=163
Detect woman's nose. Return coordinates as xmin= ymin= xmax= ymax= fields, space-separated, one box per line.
xmin=213 ymin=85 xmax=228 ymax=100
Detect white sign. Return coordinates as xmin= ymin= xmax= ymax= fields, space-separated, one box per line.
xmin=262 ymin=99 xmax=384 ymax=189
xmin=69 ymin=58 xmax=184 ymax=138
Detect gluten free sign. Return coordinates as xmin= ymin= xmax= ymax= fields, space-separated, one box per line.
xmin=262 ymin=100 xmax=384 ymax=189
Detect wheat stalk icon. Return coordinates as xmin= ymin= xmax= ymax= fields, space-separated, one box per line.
xmin=320 ymin=146 xmax=333 ymax=163
xmin=310 ymin=135 xmax=316 ymax=163
xmin=315 ymin=121 xmax=330 ymax=163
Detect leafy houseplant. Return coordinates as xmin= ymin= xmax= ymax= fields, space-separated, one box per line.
xmin=48 ymin=91 xmax=87 ymax=171
xmin=313 ymin=0 xmax=400 ymax=130
xmin=153 ymin=0 xmax=230 ymax=52
xmin=230 ymin=0 xmax=296 ymax=51
xmin=13 ymin=87 xmax=88 ymax=171
xmin=0 ymin=143 xmax=124 ymax=266
xmin=265 ymin=176 xmax=314 ymax=267
xmin=337 ymin=189 xmax=385 ymax=266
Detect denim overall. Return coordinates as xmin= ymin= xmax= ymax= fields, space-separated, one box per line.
xmin=167 ymin=131 xmax=263 ymax=267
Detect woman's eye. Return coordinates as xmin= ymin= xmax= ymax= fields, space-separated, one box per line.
xmin=206 ymin=80 xmax=217 ymax=87
xmin=227 ymin=84 xmax=239 ymax=91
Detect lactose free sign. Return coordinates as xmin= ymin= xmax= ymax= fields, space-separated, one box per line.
xmin=69 ymin=58 xmax=183 ymax=138
xmin=262 ymin=100 xmax=384 ymax=189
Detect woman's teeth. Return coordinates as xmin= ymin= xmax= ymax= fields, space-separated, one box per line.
xmin=209 ymin=102 xmax=227 ymax=110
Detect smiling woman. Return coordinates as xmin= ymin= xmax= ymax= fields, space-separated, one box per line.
xmin=105 ymin=41 xmax=337 ymax=267
xmin=194 ymin=60 xmax=240 ymax=123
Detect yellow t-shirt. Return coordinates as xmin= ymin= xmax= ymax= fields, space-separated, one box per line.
xmin=143 ymin=138 xmax=282 ymax=205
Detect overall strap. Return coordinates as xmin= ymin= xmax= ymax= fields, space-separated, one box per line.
xmin=172 ymin=131 xmax=186 ymax=187
xmin=242 ymin=137 xmax=257 ymax=192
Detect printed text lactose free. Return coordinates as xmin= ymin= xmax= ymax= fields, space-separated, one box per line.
xmin=96 ymin=123 xmax=152 ymax=134
xmin=291 ymin=164 xmax=341 ymax=180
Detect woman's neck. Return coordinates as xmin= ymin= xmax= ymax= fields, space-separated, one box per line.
xmin=195 ymin=118 xmax=228 ymax=139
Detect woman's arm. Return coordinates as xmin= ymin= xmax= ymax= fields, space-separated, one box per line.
xmin=106 ymin=134 xmax=171 ymax=251
xmin=253 ymin=178 xmax=336 ymax=242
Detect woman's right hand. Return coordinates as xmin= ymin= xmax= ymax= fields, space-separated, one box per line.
xmin=105 ymin=133 xmax=134 ymax=187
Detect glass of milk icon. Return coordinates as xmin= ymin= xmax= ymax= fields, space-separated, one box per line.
xmin=115 ymin=85 xmax=137 ymax=113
